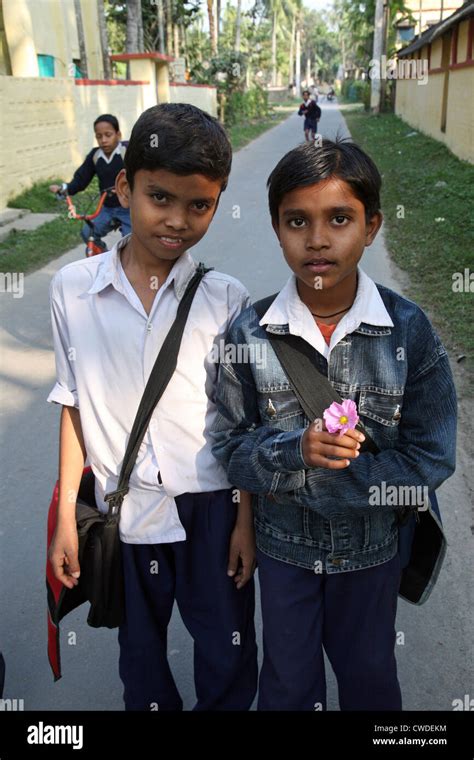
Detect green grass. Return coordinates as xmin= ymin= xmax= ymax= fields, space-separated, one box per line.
xmin=2 ymin=177 xmax=102 ymax=273
xmin=344 ymin=111 xmax=474 ymax=365
xmin=0 ymin=218 xmax=83 ymax=273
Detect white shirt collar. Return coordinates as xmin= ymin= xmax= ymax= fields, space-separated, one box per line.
xmin=95 ymin=143 xmax=123 ymax=164
xmin=87 ymin=234 xmax=198 ymax=301
xmin=258 ymin=267 xmax=394 ymax=356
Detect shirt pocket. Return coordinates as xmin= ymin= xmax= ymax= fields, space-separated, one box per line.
xmin=256 ymin=388 xmax=304 ymax=427
xmin=358 ymin=387 xmax=404 ymax=442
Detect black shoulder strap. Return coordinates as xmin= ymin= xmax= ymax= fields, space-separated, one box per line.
xmin=253 ymin=294 xmax=379 ymax=454
xmin=105 ymin=263 xmax=212 ymax=515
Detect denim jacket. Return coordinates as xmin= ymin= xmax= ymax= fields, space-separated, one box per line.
xmin=211 ymin=281 xmax=457 ymax=577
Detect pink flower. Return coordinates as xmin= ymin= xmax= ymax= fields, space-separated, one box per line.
xmin=323 ymin=399 xmax=359 ymax=436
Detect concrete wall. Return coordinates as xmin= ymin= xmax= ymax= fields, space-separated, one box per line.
xmin=0 ymin=76 xmax=153 ymax=208
xmin=169 ymin=82 xmax=217 ymax=117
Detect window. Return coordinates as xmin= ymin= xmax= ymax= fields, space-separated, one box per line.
xmin=37 ymin=54 xmax=55 ymax=77
xmin=398 ymin=26 xmax=415 ymax=42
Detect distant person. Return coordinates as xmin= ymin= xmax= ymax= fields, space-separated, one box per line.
xmin=49 ymin=114 xmax=131 ymax=252
xmin=298 ymin=90 xmax=322 ymax=142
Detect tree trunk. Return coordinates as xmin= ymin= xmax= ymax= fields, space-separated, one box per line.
xmin=370 ymin=0 xmax=384 ymax=113
xmin=173 ymin=23 xmax=179 ymax=58
xmin=207 ymin=0 xmax=217 ymax=55
xmin=96 ymin=0 xmax=111 ymax=79
xmin=165 ymin=0 xmax=173 ymax=56
xmin=271 ymin=9 xmax=277 ymax=86
xmin=137 ymin=0 xmax=144 ymax=53
xmin=155 ymin=0 xmax=165 ymax=54
xmin=288 ymin=12 xmax=295 ymax=86
xmin=216 ymin=0 xmax=220 ymax=52
xmin=235 ymin=0 xmax=242 ymax=52
xmin=74 ymin=0 xmax=88 ymax=78
xmin=295 ymin=24 xmax=301 ymax=93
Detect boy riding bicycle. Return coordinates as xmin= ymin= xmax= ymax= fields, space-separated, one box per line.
xmin=49 ymin=114 xmax=131 ymax=253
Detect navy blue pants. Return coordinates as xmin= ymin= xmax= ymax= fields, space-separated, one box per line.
xmin=257 ymin=549 xmax=402 ymax=711
xmin=118 ymin=490 xmax=258 ymax=711
xmin=81 ymin=205 xmax=131 ymax=248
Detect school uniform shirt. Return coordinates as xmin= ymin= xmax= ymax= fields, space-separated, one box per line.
xmin=65 ymin=142 xmax=128 ymax=208
xmin=259 ymin=267 xmax=394 ymax=357
xmin=47 ymin=234 xmax=251 ymax=544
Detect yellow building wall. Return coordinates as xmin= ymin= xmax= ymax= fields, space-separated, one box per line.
xmin=3 ymin=0 xmax=103 ymax=79
xmin=395 ymin=67 xmax=474 ymax=163
xmin=445 ymin=67 xmax=474 ymax=161
xmin=456 ymin=20 xmax=470 ymax=62
xmin=430 ymin=37 xmax=443 ymax=68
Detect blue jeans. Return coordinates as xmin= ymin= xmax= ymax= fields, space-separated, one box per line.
xmin=257 ymin=549 xmax=402 ymax=711
xmin=118 ymin=489 xmax=258 ymax=711
xmin=81 ymin=205 xmax=131 ymax=249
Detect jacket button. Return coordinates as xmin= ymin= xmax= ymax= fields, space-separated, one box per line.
xmin=331 ymin=558 xmax=343 ymax=566
xmin=392 ymin=405 xmax=401 ymax=421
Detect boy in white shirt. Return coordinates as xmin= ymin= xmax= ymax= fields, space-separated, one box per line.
xmin=47 ymin=104 xmax=258 ymax=711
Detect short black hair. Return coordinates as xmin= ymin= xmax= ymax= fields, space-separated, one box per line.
xmin=124 ymin=103 xmax=232 ymax=191
xmin=94 ymin=114 xmax=120 ymax=132
xmin=267 ymin=139 xmax=382 ymax=224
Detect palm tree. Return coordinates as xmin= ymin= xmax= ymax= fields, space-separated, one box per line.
xmin=207 ymin=0 xmax=217 ymax=55
xmin=97 ymin=0 xmax=111 ymax=79
xmin=74 ymin=0 xmax=88 ymax=77
xmin=235 ymin=0 xmax=242 ymax=52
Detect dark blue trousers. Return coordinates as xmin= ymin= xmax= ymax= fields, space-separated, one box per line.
xmin=118 ymin=489 xmax=258 ymax=711
xmin=257 ymin=549 xmax=402 ymax=711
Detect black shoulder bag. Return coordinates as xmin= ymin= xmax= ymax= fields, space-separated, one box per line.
xmin=253 ymin=294 xmax=446 ymax=605
xmin=47 ymin=264 xmax=211 ymax=680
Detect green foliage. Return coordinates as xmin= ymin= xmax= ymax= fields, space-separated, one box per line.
xmin=225 ymin=86 xmax=270 ymax=126
xmin=341 ymin=78 xmax=371 ymax=109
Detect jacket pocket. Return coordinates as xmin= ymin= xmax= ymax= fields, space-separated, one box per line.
xmin=358 ymin=388 xmax=404 ymax=443
xmin=256 ymin=388 xmax=304 ymax=424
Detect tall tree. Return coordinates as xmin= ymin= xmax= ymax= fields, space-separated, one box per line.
xmin=97 ymin=0 xmax=111 ymax=78
xmin=235 ymin=0 xmax=242 ymax=52
xmin=126 ymin=0 xmax=141 ymax=52
xmin=74 ymin=0 xmax=88 ymax=77
xmin=207 ymin=0 xmax=217 ymax=54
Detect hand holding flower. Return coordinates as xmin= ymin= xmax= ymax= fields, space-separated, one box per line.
xmin=301 ymin=399 xmax=365 ymax=470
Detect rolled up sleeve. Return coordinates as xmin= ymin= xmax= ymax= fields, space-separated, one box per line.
xmin=47 ymin=274 xmax=79 ymax=408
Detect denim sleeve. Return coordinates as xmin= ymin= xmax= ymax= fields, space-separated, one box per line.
xmin=274 ymin=329 xmax=457 ymax=519
xmin=211 ymin=323 xmax=306 ymax=495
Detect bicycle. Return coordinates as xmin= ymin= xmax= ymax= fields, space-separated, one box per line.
xmin=55 ymin=186 xmax=118 ymax=257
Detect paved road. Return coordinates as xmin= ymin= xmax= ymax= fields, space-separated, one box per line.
xmin=0 ymin=103 xmax=472 ymax=711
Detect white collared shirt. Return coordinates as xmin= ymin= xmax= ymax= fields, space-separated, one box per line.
xmin=259 ymin=267 xmax=394 ymax=357
xmin=48 ymin=235 xmax=250 ymax=544
xmin=95 ymin=142 xmax=124 ymax=165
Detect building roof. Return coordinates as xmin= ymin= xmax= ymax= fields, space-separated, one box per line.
xmin=397 ymin=0 xmax=474 ymax=56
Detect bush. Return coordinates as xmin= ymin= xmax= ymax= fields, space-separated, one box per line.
xmin=341 ymin=79 xmax=371 ymax=110
xmin=224 ymin=86 xmax=270 ymax=127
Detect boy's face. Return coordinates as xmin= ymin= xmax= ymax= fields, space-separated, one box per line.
xmin=273 ymin=176 xmax=382 ymax=296
xmin=94 ymin=121 xmax=121 ymax=155
xmin=116 ymin=168 xmax=223 ymax=262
